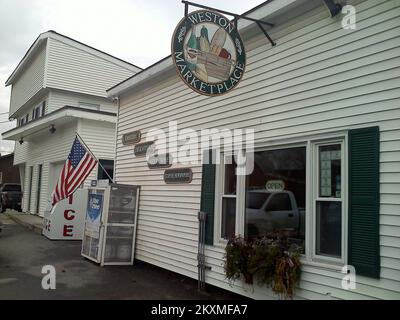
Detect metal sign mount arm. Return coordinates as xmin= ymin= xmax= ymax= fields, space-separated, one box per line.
xmin=182 ymin=0 xmax=276 ymax=47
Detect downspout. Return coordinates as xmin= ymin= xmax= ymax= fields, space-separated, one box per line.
xmin=112 ymin=95 xmax=120 ymax=184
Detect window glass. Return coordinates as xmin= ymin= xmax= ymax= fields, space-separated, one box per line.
xmin=315 ymin=143 xmax=343 ymax=259
xmin=220 ymin=156 xmax=237 ymax=240
xmin=221 ymin=197 xmax=236 ymax=240
xmin=265 ymin=193 xmax=292 ymax=211
xmin=41 ymin=101 xmax=46 ymax=116
xmin=319 ymin=145 xmax=341 ymax=198
xmin=98 ymin=159 xmax=114 ymax=182
xmin=247 ymin=191 xmax=271 ymax=209
xmin=316 ymin=201 xmax=342 ymax=258
xmin=224 ymin=157 xmax=237 ymax=195
xmin=245 ymin=147 xmax=306 ymax=250
xmin=33 ymin=107 xmax=40 ymax=120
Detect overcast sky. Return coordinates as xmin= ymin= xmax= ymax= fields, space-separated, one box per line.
xmin=0 ymin=0 xmax=264 ymax=154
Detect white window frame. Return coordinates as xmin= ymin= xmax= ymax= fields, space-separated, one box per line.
xmin=41 ymin=101 xmax=46 ymax=117
xmin=32 ymin=101 xmax=45 ymax=120
xmin=311 ymin=138 xmax=347 ymax=265
xmin=213 ymin=133 xmax=348 ymax=267
xmin=215 ymin=153 xmax=237 ymax=245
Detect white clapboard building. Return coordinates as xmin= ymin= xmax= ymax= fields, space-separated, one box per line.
xmin=2 ymin=31 xmax=141 ymax=216
xmin=108 ymin=0 xmax=400 ymax=299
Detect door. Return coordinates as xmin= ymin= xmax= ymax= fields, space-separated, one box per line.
xmin=81 ymin=188 xmax=106 ymax=263
xmin=49 ymin=161 xmax=64 ymax=197
xmin=101 ymin=184 xmax=140 ymax=266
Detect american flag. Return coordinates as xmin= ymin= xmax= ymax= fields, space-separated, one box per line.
xmin=51 ymin=136 xmax=97 ymax=207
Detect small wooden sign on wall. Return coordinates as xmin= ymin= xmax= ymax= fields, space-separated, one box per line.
xmin=164 ymin=168 xmax=193 ymax=184
xmin=134 ymin=141 xmax=154 ymax=157
xmin=122 ymin=130 xmax=141 ymax=145
xmin=148 ymin=153 xmax=173 ymax=169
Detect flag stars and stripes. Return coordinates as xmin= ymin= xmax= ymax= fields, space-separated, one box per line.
xmin=51 ymin=136 xmax=98 ymax=207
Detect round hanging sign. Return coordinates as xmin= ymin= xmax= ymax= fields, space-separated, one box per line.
xmin=171 ymin=10 xmax=246 ymax=96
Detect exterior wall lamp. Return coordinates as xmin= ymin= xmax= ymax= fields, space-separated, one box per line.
xmin=19 ymin=137 xmax=24 ymax=145
xmin=49 ymin=125 xmax=56 ymax=134
xmin=322 ymin=0 xmax=342 ymax=17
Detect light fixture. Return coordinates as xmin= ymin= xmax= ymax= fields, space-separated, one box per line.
xmin=49 ymin=125 xmax=56 ymax=134
xmin=322 ymin=0 xmax=342 ymax=17
xmin=19 ymin=137 xmax=24 ymax=145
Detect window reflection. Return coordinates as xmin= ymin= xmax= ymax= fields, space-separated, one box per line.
xmin=221 ymin=197 xmax=236 ymax=239
xmin=245 ymin=147 xmax=306 ymax=251
xmin=316 ymin=201 xmax=342 ymax=258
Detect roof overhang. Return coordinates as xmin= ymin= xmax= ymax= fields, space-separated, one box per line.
xmin=2 ymin=106 xmax=116 ymax=141
xmin=107 ymin=0 xmax=321 ymax=98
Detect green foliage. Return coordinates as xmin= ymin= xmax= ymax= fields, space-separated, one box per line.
xmin=224 ymin=234 xmax=302 ymax=299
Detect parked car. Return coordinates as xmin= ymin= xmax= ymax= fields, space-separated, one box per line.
xmin=246 ymin=190 xmax=305 ymax=239
xmin=0 ymin=183 xmax=22 ymax=213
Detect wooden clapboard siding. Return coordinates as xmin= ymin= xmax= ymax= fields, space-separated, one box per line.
xmin=8 ymin=30 xmax=139 ymax=216
xmin=9 ymin=42 xmax=46 ymax=116
xmin=46 ymin=37 xmax=135 ymax=98
xmin=77 ymin=118 xmax=116 ymax=186
xmin=20 ymin=122 xmax=78 ymax=215
xmin=115 ymin=0 xmax=400 ymax=299
xmin=48 ymin=89 xmax=117 ymax=114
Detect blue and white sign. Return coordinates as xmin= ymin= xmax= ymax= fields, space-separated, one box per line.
xmin=87 ymin=194 xmax=103 ymax=222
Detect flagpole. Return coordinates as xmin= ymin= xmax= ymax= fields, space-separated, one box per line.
xmin=75 ymin=132 xmax=115 ymax=184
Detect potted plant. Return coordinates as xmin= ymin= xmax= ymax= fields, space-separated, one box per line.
xmin=224 ymin=236 xmax=254 ymax=285
xmin=224 ymin=233 xmax=302 ymax=299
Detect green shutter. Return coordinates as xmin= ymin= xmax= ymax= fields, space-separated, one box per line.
xmin=348 ymin=126 xmax=380 ymax=278
xmin=200 ymin=150 xmax=216 ymax=245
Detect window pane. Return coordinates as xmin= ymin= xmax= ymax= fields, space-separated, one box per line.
xmin=247 ymin=191 xmax=271 ymax=209
xmin=265 ymin=193 xmax=292 ymax=211
xmin=245 ymin=147 xmax=306 ymax=251
xmin=224 ymin=157 xmax=237 ymax=195
xmin=41 ymin=102 xmax=46 ymax=117
xmin=221 ymin=197 xmax=236 ymax=240
xmin=319 ymin=144 xmax=341 ymax=198
xmin=316 ymin=201 xmax=342 ymax=258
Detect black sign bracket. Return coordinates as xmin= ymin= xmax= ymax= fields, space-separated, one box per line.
xmin=181 ymin=0 xmax=276 ymax=47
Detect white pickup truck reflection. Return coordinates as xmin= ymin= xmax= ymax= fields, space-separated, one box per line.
xmin=246 ymin=190 xmax=305 ymax=239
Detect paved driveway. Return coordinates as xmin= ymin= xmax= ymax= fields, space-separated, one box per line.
xmin=0 ymin=214 xmax=241 ymax=300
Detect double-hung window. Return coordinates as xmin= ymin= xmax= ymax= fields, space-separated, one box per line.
xmin=220 ymin=155 xmax=237 ymax=240
xmin=32 ymin=101 xmax=46 ymax=120
xmin=313 ymin=140 xmax=346 ymax=263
